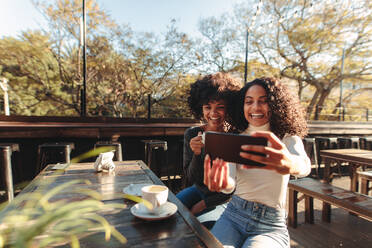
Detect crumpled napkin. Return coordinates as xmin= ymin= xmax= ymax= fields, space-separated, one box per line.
xmin=94 ymin=151 xmax=115 ymax=172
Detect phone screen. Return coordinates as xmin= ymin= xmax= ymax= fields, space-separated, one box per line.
xmin=204 ymin=131 xmax=267 ymax=166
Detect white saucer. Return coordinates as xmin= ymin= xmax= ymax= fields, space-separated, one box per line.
xmin=130 ymin=202 xmax=178 ymax=221
xmin=123 ymin=183 xmax=151 ymax=196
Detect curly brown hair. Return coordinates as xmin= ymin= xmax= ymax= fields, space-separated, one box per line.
xmin=188 ymin=72 xmax=242 ymax=123
xmin=232 ymin=77 xmax=308 ymax=139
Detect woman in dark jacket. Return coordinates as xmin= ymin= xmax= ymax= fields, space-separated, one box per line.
xmin=177 ymin=72 xmax=241 ymax=228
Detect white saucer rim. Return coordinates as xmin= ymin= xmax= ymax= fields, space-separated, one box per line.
xmin=130 ymin=201 xmax=177 ymax=220
xmin=123 ymin=183 xmax=151 ymax=196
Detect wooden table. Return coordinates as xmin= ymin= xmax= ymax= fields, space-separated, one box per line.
xmin=320 ymin=149 xmax=372 ymax=192
xmin=12 ymin=160 xmax=223 ymax=247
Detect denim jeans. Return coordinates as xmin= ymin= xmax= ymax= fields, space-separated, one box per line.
xmin=176 ymin=184 xmax=227 ymax=229
xmin=176 ymin=185 xmax=204 ymax=209
xmin=211 ymin=195 xmax=290 ymax=248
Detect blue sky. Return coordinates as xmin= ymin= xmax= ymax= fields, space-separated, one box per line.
xmin=0 ymin=0 xmax=243 ymax=38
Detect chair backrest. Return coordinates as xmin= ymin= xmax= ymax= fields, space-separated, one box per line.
xmin=94 ymin=141 xmax=123 ymax=161
xmin=36 ymin=142 xmax=74 ymax=174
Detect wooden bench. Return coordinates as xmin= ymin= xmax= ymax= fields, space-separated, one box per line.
xmin=288 ymin=177 xmax=372 ymax=228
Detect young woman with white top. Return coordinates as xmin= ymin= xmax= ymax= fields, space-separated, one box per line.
xmin=203 ymin=77 xmax=311 ymax=248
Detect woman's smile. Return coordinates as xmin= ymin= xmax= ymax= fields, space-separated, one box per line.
xmin=244 ymin=85 xmax=270 ymax=127
xmin=202 ymin=99 xmax=226 ymax=131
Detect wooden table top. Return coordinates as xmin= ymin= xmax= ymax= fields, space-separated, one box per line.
xmin=319 ymin=149 xmax=372 ymax=166
xmin=14 ymin=160 xmax=222 ymax=247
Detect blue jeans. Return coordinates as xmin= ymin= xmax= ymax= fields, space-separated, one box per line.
xmin=211 ymin=195 xmax=290 ymax=248
xmin=176 ymin=185 xmax=226 ymax=229
xmin=176 ymin=185 xmax=204 ymax=209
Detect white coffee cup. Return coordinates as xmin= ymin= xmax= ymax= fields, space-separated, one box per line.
xmin=199 ymin=132 xmax=205 ymax=144
xmin=141 ymin=185 xmax=168 ymax=214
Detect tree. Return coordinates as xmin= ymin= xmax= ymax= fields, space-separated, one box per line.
xmin=32 ymin=0 xmax=117 ymax=115
xmin=234 ymin=0 xmax=372 ymax=119
xmin=109 ymin=21 xmax=195 ymax=118
xmin=0 ymin=0 xmax=119 ymax=116
xmin=0 ymin=0 xmax=195 ymax=118
xmin=195 ymin=14 xmax=242 ymax=74
xmin=0 ymin=32 xmax=76 ymax=115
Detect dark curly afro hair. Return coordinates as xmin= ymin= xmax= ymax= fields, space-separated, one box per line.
xmin=187 ymin=72 xmax=242 ymax=123
xmin=232 ymin=77 xmax=308 ymax=139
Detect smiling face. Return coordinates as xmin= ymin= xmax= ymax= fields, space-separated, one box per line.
xmin=243 ymin=85 xmax=271 ymax=127
xmin=202 ymin=99 xmax=226 ymax=131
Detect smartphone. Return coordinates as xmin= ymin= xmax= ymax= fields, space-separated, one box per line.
xmin=204 ymin=131 xmax=268 ymax=167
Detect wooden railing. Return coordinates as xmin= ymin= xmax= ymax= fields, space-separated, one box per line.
xmin=1 ymin=116 xmax=372 ymax=138
xmin=1 ymin=115 xmax=372 ymax=189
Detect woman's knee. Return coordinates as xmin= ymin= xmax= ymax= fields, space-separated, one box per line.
xmin=176 ymin=186 xmax=202 ymax=208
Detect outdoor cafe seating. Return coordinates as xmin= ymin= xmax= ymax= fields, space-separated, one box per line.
xmin=0 ymin=117 xmax=372 ymax=247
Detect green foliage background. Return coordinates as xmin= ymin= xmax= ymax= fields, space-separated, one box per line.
xmin=0 ymin=0 xmax=371 ymax=120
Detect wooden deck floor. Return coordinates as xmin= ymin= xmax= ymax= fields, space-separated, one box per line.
xmin=288 ymin=176 xmax=372 ymax=248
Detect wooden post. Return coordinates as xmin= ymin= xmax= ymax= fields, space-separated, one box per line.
xmin=288 ymin=188 xmax=298 ymax=228
xmin=305 ymin=196 xmax=314 ymax=224
xmin=360 ymin=177 xmax=368 ymax=195
xmin=322 ymin=202 xmax=331 ymax=222
xmin=0 ymin=78 xmax=10 ymax=115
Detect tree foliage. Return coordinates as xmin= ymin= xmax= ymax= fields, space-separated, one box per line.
xmin=234 ymin=0 xmax=372 ymax=119
xmin=0 ymin=0 xmax=371 ymax=120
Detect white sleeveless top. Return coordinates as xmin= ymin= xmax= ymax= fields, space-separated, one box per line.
xmin=223 ymin=123 xmax=311 ymax=209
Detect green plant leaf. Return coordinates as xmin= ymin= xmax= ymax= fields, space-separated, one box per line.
xmin=71 ymin=146 xmax=116 ymax=163
xmin=123 ymin=193 xmax=153 ymax=210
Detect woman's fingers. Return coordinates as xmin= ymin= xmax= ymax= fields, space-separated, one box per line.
xmin=190 ymin=135 xmax=204 ymax=155
xmin=216 ymin=161 xmax=225 ymax=191
xmin=190 ymin=135 xmax=203 ymax=144
xmin=203 ymin=157 xmax=228 ymax=192
xmin=250 ymin=131 xmax=284 ymax=150
xmin=239 ymin=131 xmax=288 ymax=168
xmin=240 ymin=146 xmax=281 ymax=164
xmin=221 ymin=163 xmax=229 ymax=189
xmin=203 ymin=154 xmax=211 ymax=187
xmin=239 ymin=132 xmax=294 ymax=175
xmin=209 ymin=158 xmax=220 ymax=191
xmin=211 ymin=159 xmax=228 ymax=192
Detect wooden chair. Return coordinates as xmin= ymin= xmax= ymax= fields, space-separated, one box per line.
xmin=303 ymin=137 xmax=319 ymax=177
xmin=315 ymin=137 xmax=338 ymax=178
xmin=357 ymin=170 xmax=372 ymax=195
xmin=141 ymin=140 xmax=168 ymax=181
xmin=0 ymin=143 xmax=20 ymax=181
xmin=337 ymin=137 xmax=361 ymax=149
xmin=36 ymin=142 xmax=74 ymax=175
xmin=0 ymin=144 xmax=18 ymax=202
xmin=94 ymin=141 xmax=123 ymax=161
xmin=166 ymin=138 xmax=185 ymax=193
xmin=360 ymin=137 xmax=372 ymax=150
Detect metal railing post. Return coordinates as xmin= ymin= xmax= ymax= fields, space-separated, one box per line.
xmin=367 ymin=109 xmax=369 ymax=121
xmin=342 ymin=106 xmax=345 ymax=121
xmin=147 ymin=94 xmax=151 ymax=119
xmin=314 ymin=105 xmax=319 ymax=120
